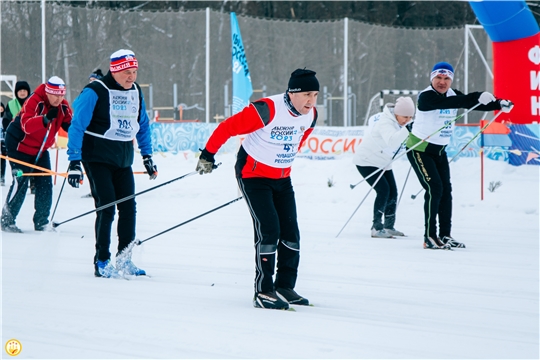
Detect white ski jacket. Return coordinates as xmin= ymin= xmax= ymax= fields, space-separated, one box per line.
xmin=353 ymin=104 xmax=410 ymax=169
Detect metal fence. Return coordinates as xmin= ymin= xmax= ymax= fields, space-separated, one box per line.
xmin=0 ymin=2 xmax=492 ymax=125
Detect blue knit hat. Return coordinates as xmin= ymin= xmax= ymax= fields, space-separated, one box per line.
xmin=430 ymin=62 xmax=454 ymax=81
xmin=89 ymin=69 xmax=103 ymax=81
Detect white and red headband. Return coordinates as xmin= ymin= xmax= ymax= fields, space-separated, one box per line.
xmin=110 ymin=49 xmax=138 ymax=73
xmin=45 ymin=76 xmax=66 ymax=96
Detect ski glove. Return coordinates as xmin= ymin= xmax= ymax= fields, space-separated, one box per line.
xmin=499 ymin=100 xmax=514 ymax=113
xmin=67 ymin=160 xmax=83 ymax=188
xmin=143 ymin=155 xmax=158 ymax=180
xmin=43 ymin=107 xmax=58 ymax=127
xmin=478 ymin=92 xmax=496 ymax=105
xmin=196 ymin=148 xmax=216 ymax=175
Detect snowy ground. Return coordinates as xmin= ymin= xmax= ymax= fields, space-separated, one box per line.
xmin=2 ymin=149 xmax=539 ymax=359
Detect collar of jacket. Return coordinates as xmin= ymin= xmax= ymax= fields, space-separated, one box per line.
xmin=283 ymin=92 xmax=302 ymax=117
xmin=103 ymin=71 xmax=135 ymax=91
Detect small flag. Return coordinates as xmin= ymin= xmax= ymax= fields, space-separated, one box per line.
xmin=231 ymin=13 xmax=253 ymax=115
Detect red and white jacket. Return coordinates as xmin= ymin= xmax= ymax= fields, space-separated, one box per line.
xmin=6 ymin=84 xmax=72 ymax=156
xmin=205 ymin=93 xmax=317 ymax=179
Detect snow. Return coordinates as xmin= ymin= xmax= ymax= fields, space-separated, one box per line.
xmin=2 ymin=150 xmax=539 ymax=359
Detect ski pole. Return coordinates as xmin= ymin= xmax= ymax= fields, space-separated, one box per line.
xmin=449 ymin=110 xmax=506 ymax=163
xmin=396 ymin=166 xmax=412 ymax=208
xmin=337 ymin=169 xmax=386 ymax=238
xmin=349 ymin=103 xmax=481 ymax=190
xmin=349 ymin=142 xmax=405 ymax=190
xmin=50 ymin=165 xmax=69 ymax=223
xmin=410 ymin=108 xmax=509 ymax=200
xmin=18 ymin=170 xmax=151 ymax=177
xmin=36 ymin=125 xmax=51 ymax=162
xmin=52 ymin=170 xmax=199 ymax=228
xmin=18 ymin=172 xmax=67 ymax=177
xmin=136 ymin=196 xmax=244 ymax=245
xmin=411 ymin=188 xmax=423 ymax=200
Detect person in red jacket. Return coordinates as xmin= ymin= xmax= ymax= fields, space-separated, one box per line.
xmin=196 ymin=68 xmax=319 ymax=310
xmin=1 ymin=76 xmax=72 ymax=233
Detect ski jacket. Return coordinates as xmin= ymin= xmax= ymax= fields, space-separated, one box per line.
xmin=67 ymin=71 xmax=153 ymax=168
xmin=406 ymin=85 xmax=501 ymax=153
xmin=205 ymin=93 xmax=317 ymax=179
xmin=353 ymin=104 xmax=409 ymax=169
xmin=5 ymin=84 xmax=72 ymax=157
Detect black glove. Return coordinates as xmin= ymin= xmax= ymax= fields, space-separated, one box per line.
xmin=43 ymin=107 xmax=58 ymax=127
xmin=143 ymin=155 xmax=158 ymax=180
xmin=196 ymin=148 xmax=216 ymax=175
xmin=405 ymin=122 xmax=414 ymax=132
xmin=67 ymin=160 xmax=83 ymax=188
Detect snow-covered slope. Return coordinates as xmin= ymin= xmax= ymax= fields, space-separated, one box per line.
xmin=2 ymin=150 xmax=538 ymax=359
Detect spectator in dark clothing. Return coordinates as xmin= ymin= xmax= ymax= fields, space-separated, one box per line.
xmin=3 ymin=81 xmax=32 ymax=190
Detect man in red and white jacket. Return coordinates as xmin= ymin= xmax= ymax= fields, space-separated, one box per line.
xmin=197 ymin=69 xmax=319 ymax=310
xmin=1 ymin=76 xmax=72 ymax=233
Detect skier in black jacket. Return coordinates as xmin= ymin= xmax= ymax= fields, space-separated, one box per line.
xmin=406 ymin=62 xmax=513 ymax=250
xmin=67 ymin=49 xmax=158 ymax=278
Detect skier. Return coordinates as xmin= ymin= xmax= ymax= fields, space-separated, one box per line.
xmin=67 ymin=49 xmax=158 ymax=278
xmin=406 ymin=61 xmax=513 ymax=249
xmin=353 ymin=96 xmax=415 ymax=238
xmin=196 ymin=68 xmax=319 ymax=310
xmin=1 ymin=76 xmax=72 ymax=232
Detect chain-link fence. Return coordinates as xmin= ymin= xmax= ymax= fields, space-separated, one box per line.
xmin=1 ymin=2 xmax=492 ymax=125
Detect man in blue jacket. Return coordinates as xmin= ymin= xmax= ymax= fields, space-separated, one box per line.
xmin=67 ymin=49 xmax=158 ymax=278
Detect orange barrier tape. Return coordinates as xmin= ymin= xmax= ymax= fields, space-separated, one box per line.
xmin=0 ymin=154 xmax=64 ymax=176
xmin=1 ymin=155 xmax=153 ymax=178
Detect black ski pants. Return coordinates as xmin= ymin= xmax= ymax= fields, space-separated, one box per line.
xmin=83 ymin=162 xmax=136 ymax=263
xmin=237 ymin=176 xmax=300 ymax=294
xmin=1 ymin=149 xmax=52 ymax=229
xmin=407 ymin=149 xmax=452 ymax=239
xmin=356 ymin=166 xmax=398 ymax=230
xmin=1 ymin=140 xmax=7 ymax=180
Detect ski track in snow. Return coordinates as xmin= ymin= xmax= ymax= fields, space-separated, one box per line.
xmin=2 ymin=150 xmax=538 ymax=359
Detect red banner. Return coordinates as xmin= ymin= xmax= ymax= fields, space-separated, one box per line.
xmin=493 ymin=34 xmax=540 ymax=124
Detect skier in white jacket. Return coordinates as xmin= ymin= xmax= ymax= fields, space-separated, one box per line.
xmin=353 ymin=97 xmax=415 ymax=238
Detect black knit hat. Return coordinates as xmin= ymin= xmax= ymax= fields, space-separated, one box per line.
xmin=287 ymin=68 xmax=319 ymax=93
xmin=14 ymin=81 xmax=31 ymax=99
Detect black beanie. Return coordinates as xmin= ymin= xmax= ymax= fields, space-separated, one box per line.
xmin=287 ymin=68 xmax=319 ymax=93
xmin=14 ymin=81 xmax=31 ymax=100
